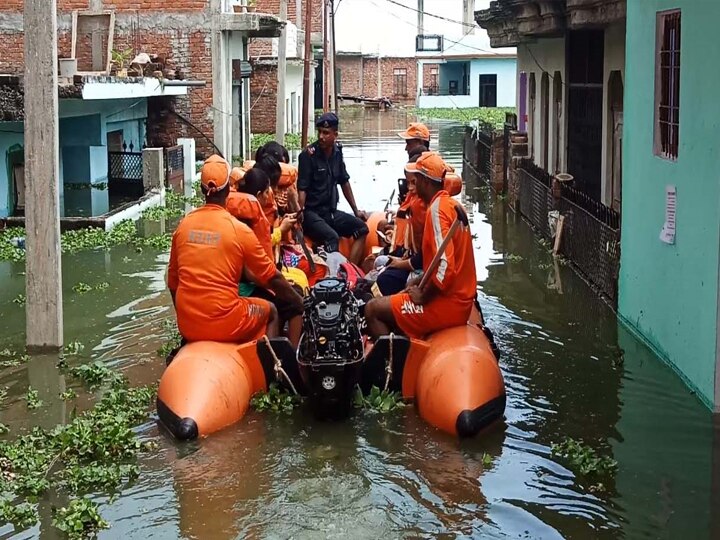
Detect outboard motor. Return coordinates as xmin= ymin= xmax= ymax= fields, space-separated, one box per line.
xmin=297 ymin=278 xmax=365 ymax=419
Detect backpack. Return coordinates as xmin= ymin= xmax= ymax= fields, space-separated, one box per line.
xmin=337 ymin=261 xmax=365 ymax=290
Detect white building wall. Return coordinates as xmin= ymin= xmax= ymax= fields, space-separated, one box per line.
xmin=416 ymin=57 xmax=517 ymax=109
xmin=517 ymin=37 xmax=567 ymax=174
xmin=470 ymin=57 xmax=517 ymax=107
xmin=285 ymin=63 xmax=304 ymax=133
xmin=602 ymin=21 xmax=626 ymax=207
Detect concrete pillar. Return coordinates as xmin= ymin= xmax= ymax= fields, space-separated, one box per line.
xmin=24 ymin=0 xmax=63 ymax=351
xmin=178 ymin=138 xmax=196 ymax=191
xmin=143 ymin=148 xmax=165 ymax=191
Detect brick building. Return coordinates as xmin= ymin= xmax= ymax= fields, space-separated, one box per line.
xmin=0 ymin=0 xmax=282 ymax=158
xmin=249 ymin=0 xmax=323 ymax=135
xmin=335 ymin=53 xmax=418 ymax=105
xmin=0 ymin=0 xmax=282 ymax=218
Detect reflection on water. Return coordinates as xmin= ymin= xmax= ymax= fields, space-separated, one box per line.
xmin=0 ymin=107 xmax=717 ymax=539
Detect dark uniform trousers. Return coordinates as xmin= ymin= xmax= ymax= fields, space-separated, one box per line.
xmin=303 ymin=208 xmax=368 ymax=253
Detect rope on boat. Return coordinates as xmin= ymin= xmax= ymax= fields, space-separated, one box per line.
xmin=383 ymin=333 xmax=394 ymax=392
xmin=262 ymin=335 xmax=299 ymax=396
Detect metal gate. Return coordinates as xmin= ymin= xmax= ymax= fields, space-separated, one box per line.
xmin=108 ymin=151 xmax=143 ymax=198
xmin=165 ymin=145 xmax=184 ymax=191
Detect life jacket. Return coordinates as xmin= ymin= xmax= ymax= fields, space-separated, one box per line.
xmin=262 ymin=188 xmax=278 ymax=224
xmin=337 ymin=261 xmax=365 ymax=290
xmin=392 ymin=193 xmax=415 ymax=252
xmin=444 ymin=172 xmax=462 ymax=196
xmin=275 ymin=163 xmax=298 ymax=214
xmin=225 ymin=191 xmax=273 ymax=260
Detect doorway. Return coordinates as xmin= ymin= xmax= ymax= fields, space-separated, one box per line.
xmin=567 ymin=30 xmax=604 ymax=200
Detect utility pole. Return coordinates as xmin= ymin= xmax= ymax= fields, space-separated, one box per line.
xmin=418 ymin=0 xmax=424 ymax=36
xmin=24 ymin=0 xmax=63 ymax=351
xmin=377 ymin=46 xmax=382 ymax=98
xmin=330 ymin=0 xmax=338 ymax=110
xmin=275 ymin=0 xmax=288 ymax=143
xmin=301 ymin=0 xmax=313 ymax=146
xmin=322 ymin=0 xmax=330 ymax=112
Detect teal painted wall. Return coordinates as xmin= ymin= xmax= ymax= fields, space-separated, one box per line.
xmin=619 ymin=0 xmax=720 ymax=408
xmin=0 ymin=128 xmax=24 ymax=218
xmin=0 ymin=99 xmax=147 ymax=216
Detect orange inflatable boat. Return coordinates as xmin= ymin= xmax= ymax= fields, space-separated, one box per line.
xmin=157 ymin=338 xmax=300 ymax=439
xmin=361 ymin=306 xmax=505 ymax=437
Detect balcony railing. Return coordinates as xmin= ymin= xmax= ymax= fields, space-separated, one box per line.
xmin=421 ymin=86 xmax=470 ymax=96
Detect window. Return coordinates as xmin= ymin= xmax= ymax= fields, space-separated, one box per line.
xmin=655 ymin=10 xmax=681 ymax=160
xmin=416 ymin=34 xmax=443 ymax=52
xmin=478 ymin=74 xmax=496 ymax=107
xmin=393 ymin=68 xmax=408 ymax=97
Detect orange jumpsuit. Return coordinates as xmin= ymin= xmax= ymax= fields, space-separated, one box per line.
xmin=390 ymin=190 xmax=476 ymax=339
xmin=167 ymin=204 xmax=277 ymax=343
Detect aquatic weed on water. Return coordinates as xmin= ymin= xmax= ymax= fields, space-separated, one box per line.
xmin=250 ymin=384 xmax=301 ymax=415
xmin=353 ymin=385 xmax=406 ymax=413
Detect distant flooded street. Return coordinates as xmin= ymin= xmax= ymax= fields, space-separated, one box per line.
xmin=0 ymin=107 xmax=718 ymax=539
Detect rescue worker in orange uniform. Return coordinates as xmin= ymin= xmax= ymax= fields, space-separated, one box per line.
xmin=374 ymin=123 xmax=431 ymax=295
xmin=398 ymin=122 xmax=431 ymax=164
xmin=167 ymin=155 xmax=303 ymax=343
xmin=365 ymin=152 xmax=477 ymax=340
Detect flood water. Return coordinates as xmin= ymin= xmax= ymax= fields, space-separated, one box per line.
xmin=1 ymin=108 xmax=719 ymax=539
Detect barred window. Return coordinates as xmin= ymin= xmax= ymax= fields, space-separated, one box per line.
xmin=393 ymin=68 xmax=408 ymax=97
xmin=655 ymin=10 xmax=681 ymax=160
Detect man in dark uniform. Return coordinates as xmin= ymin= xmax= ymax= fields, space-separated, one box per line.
xmin=298 ymin=112 xmax=369 ymax=265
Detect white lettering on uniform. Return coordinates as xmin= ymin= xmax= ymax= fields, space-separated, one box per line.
xmin=400 ymin=299 xmax=424 ymax=315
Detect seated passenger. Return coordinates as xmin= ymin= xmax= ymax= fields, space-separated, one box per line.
xmin=237 ymin=168 xmax=304 ymax=347
xmin=253 ymin=156 xmax=282 ymax=224
xmin=376 ymin=161 xmax=426 ymax=295
xmin=256 ymin=142 xmax=300 ymax=215
xmin=297 ymin=112 xmax=369 ymax=265
xmin=365 ymin=152 xmax=477 ymax=340
xmin=167 ymin=155 xmax=303 ymax=344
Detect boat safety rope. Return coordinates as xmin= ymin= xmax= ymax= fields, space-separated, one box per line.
xmin=262 ymin=335 xmax=299 ymax=396
xmin=383 ymin=333 xmax=394 ymax=392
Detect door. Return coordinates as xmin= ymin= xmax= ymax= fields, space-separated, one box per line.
xmin=13 ymin=165 xmax=25 ymax=213
xmin=567 ymin=30 xmax=604 ymax=200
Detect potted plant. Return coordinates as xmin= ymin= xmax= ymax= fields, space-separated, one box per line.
xmin=232 ymin=1 xmax=247 ymax=13
xmin=247 ymin=0 xmax=257 ymax=12
xmin=111 ymin=48 xmax=133 ymax=78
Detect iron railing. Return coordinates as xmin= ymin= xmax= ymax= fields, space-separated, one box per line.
xmin=463 ymin=124 xmax=494 ymax=183
xmin=516 ymin=162 xmax=621 ymax=306
xmin=108 ymin=151 xmax=143 ymax=198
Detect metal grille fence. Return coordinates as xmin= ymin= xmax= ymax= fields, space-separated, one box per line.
xmin=165 ymin=145 xmax=184 ymax=191
xmin=463 ymin=124 xmax=493 ymax=182
xmin=516 ymin=161 xmax=621 ymax=306
xmin=108 ymin=151 xmax=144 ymax=198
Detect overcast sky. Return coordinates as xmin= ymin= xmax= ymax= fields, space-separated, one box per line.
xmin=334 ymin=0 xmax=492 ymax=56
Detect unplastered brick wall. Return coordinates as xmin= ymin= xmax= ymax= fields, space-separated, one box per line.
xmin=337 ymin=55 xmax=416 ymax=103
xmin=250 ymin=0 xmax=322 ymax=57
xmin=422 ymin=63 xmax=440 ymax=91
xmin=249 ymin=62 xmax=280 ymax=134
xmin=336 ymin=55 xmax=362 ymax=96
xmin=0 ymin=1 xmax=216 ymax=156
xmin=255 ymin=0 xmax=322 ymax=33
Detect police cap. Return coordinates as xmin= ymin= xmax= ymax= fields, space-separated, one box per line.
xmin=315 ymin=112 xmax=339 ymax=130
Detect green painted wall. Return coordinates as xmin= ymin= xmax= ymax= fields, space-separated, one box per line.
xmin=619 ymin=0 xmax=720 ymax=409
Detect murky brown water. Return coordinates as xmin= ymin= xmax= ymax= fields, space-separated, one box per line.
xmin=1 ymin=108 xmax=719 ymax=539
